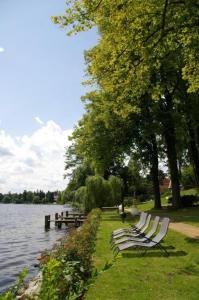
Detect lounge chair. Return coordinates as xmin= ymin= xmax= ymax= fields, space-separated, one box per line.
xmin=112 ymin=216 xmax=160 ymax=246
xmin=113 ymin=217 xmax=170 ymax=257
xmin=112 ymin=212 xmax=147 ymax=237
xmin=112 ymin=214 xmax=151 ymax=241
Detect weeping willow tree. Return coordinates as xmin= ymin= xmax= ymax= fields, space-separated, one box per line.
xmin=74 ymin=175 xmax=123 ymax=212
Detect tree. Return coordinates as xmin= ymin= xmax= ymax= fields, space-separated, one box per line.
xmin=53 ymin=0 xmax=199 ymax=209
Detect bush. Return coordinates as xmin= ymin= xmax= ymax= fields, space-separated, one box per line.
xmin=39 ymin=209 xmax=101 ymax=300
xmin=123 ymin=197 xmax=134 ymax=207
xmin=168 ymin=195 xmax=199 ymax=207
xmin=136 ymin=194 xmax=151 ymax=202
xmin=181 ymin=195 xmax=198 ymax=207
xmin=181 ymin=165 xmax=197 ymax=189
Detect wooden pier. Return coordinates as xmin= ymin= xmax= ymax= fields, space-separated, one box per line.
xmin=45 ymin=211 xmax=86 ymax=230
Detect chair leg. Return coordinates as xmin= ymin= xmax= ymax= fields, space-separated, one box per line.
xmin=141 ymin=247 xmax=148 ymax=257
xmin=110 ymin=242 xmax=116 ymax=250
xmin=158 ymin=243 xmax=169 ymax=257
xmin=113 ymin=247 xmax=119 ymax=257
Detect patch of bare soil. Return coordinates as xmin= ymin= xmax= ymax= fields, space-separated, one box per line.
xmin=169 ymin=222 xmax=199 ymax=239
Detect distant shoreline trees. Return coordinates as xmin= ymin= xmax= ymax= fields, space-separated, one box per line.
xmin=0 ymin=190 xmax=58 ymax=204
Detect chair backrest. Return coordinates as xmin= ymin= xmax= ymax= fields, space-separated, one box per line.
xmin=140 ymin=214 xmax=151 ymax=233
xmin=145 ymin=216 xmax=160 ymax=239
xmin=135 ymin=212 xmax=146 ymax=227
xmin=136 ymin=212 xmax=147 ymax=230
xmin=152 ymin=217 xmax=170 ymax=244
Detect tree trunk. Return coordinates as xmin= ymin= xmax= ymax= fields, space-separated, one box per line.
xmin=164 ymin=129 xmax=181 ymax=208
xmin=195 ymin=124 xmax=199 ymax=151
xmin=160 ymin=92 xmax=181 ymax=209
xmin=187 ymin=121 xmax=199 ymax=186
xmin=150 ymin=135 xmax=161 ymax=209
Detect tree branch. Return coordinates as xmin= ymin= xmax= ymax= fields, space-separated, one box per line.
xmin=161 ymin=0 xmax=169 ymax=39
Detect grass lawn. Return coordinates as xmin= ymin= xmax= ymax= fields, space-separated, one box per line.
xmin=132 ymin=188 xmax=199 ymax=227
xmin=135 ymin=202 xmax=199 ymax=227
xmin=85 ymin=211 xmax=199 ymax=300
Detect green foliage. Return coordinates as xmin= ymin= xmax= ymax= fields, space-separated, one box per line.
xmin=0 ymin=268 xmax=28 ymax=300
xmin=168 ymin=194 xmax=199 ymax=208
xmin=180 ymin=195 xmax=199 ymax=207
xmin=54 ymin=0 xmax=199 ymax=210
xmin=66 ymin=173 xmax=123 ymax=212
xmin=86 ymin=176 xmax=105 ymax=209
xmin=39 ymin=209 xmax=101 ymax=300
xmin=85 ymin=175 xmax=123 ymax=211
xmin=0 ymin=190 xmax=57 ymax=204
xmin=75 ymin=186 xmax=88 ymax=211
xmin=32 ymin=195 xmax=40 ymax=204
xmin=56 ymin=191 xmax=63 ymax=204
xmin=108 ymin=175 xmax=123 ymax=205
xmin=181 ymin=165 xmax=197 ymax=189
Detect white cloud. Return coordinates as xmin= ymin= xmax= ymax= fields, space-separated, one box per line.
xmin=0 ymin=47 xmax=5 ymax=53
xmin=34 ymin=116 xmax=44 ymax=125
xmin=0 ymin=121 xmax=72 ymax=193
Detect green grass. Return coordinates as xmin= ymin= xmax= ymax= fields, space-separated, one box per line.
xmin=85 ymin=212 xmax=199 ymax=300
xmin=181 ymin=188 xmax=199 ymax=196
xmin=129 ymin=188 xmax=199 ymax=227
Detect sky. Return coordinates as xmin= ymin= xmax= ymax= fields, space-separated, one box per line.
xmin=0 ymin=0 xmax=98 ymax=193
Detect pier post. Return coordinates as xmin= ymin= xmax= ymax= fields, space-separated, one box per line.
xmin=61 ymin=212 xmax=63 ymax=220
xmin=55 ymin=213 xmax=58 ymax=226
xmin=45 ymin=215 xmax=50 ymax=229
xmin=58 ymin=219 xmax=62 ymax=229
xmin=65 ymin=211 xmax=68 ymax=217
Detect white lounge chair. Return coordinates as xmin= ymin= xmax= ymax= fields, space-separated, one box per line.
xmin=113 ymin=217 xmax=170 ymax=257
xmin=112 ymin=214 xmax=152 ymax=240
xmin=112 ymin=212 xmax=147 ymax=237
xmin=112 ymin=216 xmax=160 ymax=246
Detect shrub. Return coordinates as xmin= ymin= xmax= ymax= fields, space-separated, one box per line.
xmin=181 ymin=195 xmax=198 ymax=207
xmin=168 ymin=195 xmax=198 ymax=207
xmin=39 ymin=209 xmax=101 ymax=300
xmin=137 ymin=194 xmax=151 ymax=202
xmin=123 ymin=197 xmax=133 ymax=207
xmin=181 ymin=165 xmax=197 ymax=189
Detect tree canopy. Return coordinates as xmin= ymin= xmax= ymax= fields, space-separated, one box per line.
xmin=54 ymin=0 xmax=199 ymax=210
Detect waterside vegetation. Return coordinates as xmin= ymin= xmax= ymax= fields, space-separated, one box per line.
xmin=0 ymin=209 xmax=101 ymax=300
xmin=39 ymin=208 xmax=101 ymax=299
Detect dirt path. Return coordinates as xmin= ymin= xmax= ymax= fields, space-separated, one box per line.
xmin=169 ymin=222 xmax=199 ymax=239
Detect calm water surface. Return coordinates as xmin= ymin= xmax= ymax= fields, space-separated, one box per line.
xmin=0 ymin=203 xmax=73 ymax=293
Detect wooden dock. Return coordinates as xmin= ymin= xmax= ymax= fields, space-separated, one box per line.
xmin=45 ymin=211 xmax=86 ymax=230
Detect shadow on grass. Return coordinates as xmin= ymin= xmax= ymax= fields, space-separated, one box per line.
xmin=103 ymin=216 xmax=122 ymax=222
xmin=122 ymin=250 xmax=187 ymax=258
xmin=103 ymin=214 xmax=136 ymax=223
xmin=185 ymin=237 xmax=199 ymax=244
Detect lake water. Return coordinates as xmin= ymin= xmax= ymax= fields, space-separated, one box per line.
xmin=0 ymin=203 xmax=73 ymax=293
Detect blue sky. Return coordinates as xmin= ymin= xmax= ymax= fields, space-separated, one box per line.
xmin=0 ymin=0 xmax=98 ymax=135
xmin=0 ymin=0 xmax=98 ymax=192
